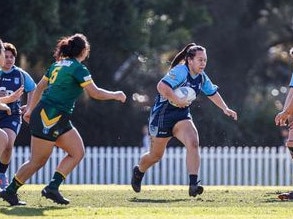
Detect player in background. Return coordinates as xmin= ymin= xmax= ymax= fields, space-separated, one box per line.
xmin=0 ymin=40 xmax=23 ymax=111
xmin=0 ymin=42 xmax=36 ymax=189
xmin=131 ymin=43 xmax=237 ymax=197
xmin=0 ymin=39 xmax=24 ymax=179
xmin=0 ymin=33 xmax=126 ymax=206
xmin=275 ymin=47 xmax=293 ymax=200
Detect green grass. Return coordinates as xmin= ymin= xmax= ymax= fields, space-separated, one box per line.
xmin=0 ymin=185 xmax=292 ymax=218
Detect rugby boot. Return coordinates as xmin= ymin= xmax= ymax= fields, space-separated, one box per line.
xmin=0 ymin=189 xmax=26 ymax=206
xmin=131 ymin=165 xmax=144 ymax=193
xmin=278 ymin=191 xmax=293 ymax=201
xmin=189 ymin=182 xmax=204 ymax=197
xmin=41 ymin=186 xmax=70 ymax=205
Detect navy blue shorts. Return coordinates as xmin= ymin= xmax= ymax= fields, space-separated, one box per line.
xmin=0 ymin=114 xmax=22 ymax=134
xmin=29 ymin=102 xmax=73 ymax=142
xmin=149 ymin=108 xmax=192 ymax=138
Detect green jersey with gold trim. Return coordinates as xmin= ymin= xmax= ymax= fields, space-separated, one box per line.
xmin=41 ymin=58 xmax=93 ymax=114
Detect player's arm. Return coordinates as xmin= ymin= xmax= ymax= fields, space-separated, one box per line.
xmin=208 ymin=92 xmax=237 ymax=120
xmin=23 ymin=77 xmax=48 ymax=123
xmin=84 ymin=82 xmax=126 ymax=103
xmin=282 ymin=88 xmax=293 ymax=114
xmin=275 ymin=49 xmax=293 ymax=126
xmin=157 ymin=81 xmax=189 ymax=108
xmin=275 ymin=88 xmax=293 ymax=126
xmin=0 ymin=86 xmax=24 ymax=103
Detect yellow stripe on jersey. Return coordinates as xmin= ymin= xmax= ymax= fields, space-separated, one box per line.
xmin=40 ymin=109 xmax=62 ymax=127
xmin=80 ymin=79 xmax=93 ymax=87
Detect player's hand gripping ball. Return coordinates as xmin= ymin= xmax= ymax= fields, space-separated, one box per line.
xmin=169 ymin=86 xmax=196 ymax=107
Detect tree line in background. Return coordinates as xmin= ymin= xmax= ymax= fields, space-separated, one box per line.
xmin=1 ymin=0 xmax=293 ymax=147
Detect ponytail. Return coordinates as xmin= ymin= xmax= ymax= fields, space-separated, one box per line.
xmin=170 ymin=43 xmax=196 ymax=68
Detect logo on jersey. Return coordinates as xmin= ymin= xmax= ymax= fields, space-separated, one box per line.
xmin=14 ymin=78 xmax=20 ymax=84
xmin=167 ymin=71 xmax=176 ymax=80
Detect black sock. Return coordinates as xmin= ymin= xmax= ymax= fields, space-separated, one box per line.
xmin=6 ymin=177 xmax=23 ymax=194
xmin=189 ymin=174 xmax=198 ymax=185
xmin=48 ymin=172 xmax=65 ymax=190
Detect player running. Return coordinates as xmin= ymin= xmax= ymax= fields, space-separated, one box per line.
xmin=131 ymin=43 xmax=237 ymax=197
xmin=0 ymin=33 xmax=126 ymax=206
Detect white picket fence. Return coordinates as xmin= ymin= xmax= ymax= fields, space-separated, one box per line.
xmin=7 ymin=145 xmax=293 ymax=186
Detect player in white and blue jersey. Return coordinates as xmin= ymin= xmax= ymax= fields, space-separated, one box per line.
xmin=132 ymin=43 xmax=238 ymax=197
xmin=0 ymin=42 xmax=36 ymax=189
xmin=275 ymin=47 xmax=293 ymax=200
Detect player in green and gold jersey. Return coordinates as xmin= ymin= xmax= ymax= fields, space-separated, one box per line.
xmin=0 ymin=33 xmax=126 ymax=206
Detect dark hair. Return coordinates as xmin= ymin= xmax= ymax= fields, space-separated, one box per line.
xmin=3 ymin=42 xmax=17 ymax=57
xmin=53 ymin=33 xmax=90 ymax=61
xmin=0 ymin=39 xmax=4 ymax=51
xmin=170 ymin=43 xmax=206 ymax=68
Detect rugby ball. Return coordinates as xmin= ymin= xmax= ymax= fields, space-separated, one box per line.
xmin=169 ymin=86 xmax=196 ymax=106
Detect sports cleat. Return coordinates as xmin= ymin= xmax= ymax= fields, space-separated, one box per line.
xmin=131 ymin=165 xmax=144 ymax=193
xmin=0 ymin=173 xmax=8 ymax=189
xmin=278 ymin=192 xmax=293 ymax=201
xmin=41 ymin=186 xmax=70 ymax=205
xmin=0 ymin=189 xmax=26 ymax=206
xmin=189 ymin=184 xmax=204 ymax=197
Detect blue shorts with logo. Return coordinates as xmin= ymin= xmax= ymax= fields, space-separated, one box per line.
xmin=149 ymin=107 xmax=192 ymax=138
xmin=0 ymin=114 xmax=22 ymax=134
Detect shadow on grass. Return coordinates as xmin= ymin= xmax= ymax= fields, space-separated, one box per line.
xmin=0 ymin=206 xmax=67 ymax=216
xmin=129 ymin=197 xmax=190 ymax=203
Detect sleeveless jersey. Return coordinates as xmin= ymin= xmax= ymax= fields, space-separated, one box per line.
xmin=41 ymin=58 xmax=93 ymax=114
xmin=0 ymin=66 xmax=36 ymax=115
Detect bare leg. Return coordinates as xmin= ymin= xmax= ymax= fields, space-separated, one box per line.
xmin=173 ymin=120 xmax=200 ymax=175
xmin=0 ymin=128 xmax=17 ymax=164
xmin=55 ymin=127 xmax=85 ymax=176
xmin=0 ymin=129 xmax=8 ymax=157
xmin=173 ymin=119 xmax=203 ymax=197
xmin=138 ymin=136 xmax=171 ymax=172
xmin=15 ymin=137 xmax=55 ymax=183
xmin=131 ymin=136 xmax=170 ymax=193
xmin=40 ymin=128 xmax=84 ymax=205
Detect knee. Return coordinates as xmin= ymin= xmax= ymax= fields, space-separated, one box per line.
xmin=185 ymin=139 xmax=199 ymax=151
xmin=70 ymin=147 xmax=85 ymax=163
xmin=77 ymin=148 xmax=85 ymax=162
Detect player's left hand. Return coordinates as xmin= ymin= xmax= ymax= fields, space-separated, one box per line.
xmin=20 ymin=104 xmax=27 ymax=114
xmin=115 ymin=91 xmax=127 ymax=103
xmin=23 ymin=109 xmax=32 ymax=124
xmin=275 ymin=111 xmax=289 ymax=126
xmin=0 ymin=103 xmax=11 ymax=115
xmin=223 ymin=108 xmax=238 ymax=120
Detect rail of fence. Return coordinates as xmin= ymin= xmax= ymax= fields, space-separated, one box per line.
xmin=7 ymin=145 xmax=293 ymax=186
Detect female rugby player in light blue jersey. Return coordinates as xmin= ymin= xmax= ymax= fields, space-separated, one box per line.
xmin=0 ymin=42 xmax=36 ymax=189
xmin=0 ymin=33 xmax=126 ymax=206
xmin=0 ymin=40 xmax=23 ymax=112
xmin=131 ymin=43 xmax=237 ymax=197
xmin=0 ymin=40 xmax=24 ymax=183
xmin=275 ymin=47 xmax=293 ymax=201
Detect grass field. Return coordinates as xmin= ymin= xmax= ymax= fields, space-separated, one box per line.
xmin=0 ymin=185 xmax=292 ymax=219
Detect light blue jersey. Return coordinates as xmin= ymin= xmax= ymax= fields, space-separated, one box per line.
xmin=0 ymin=65 xmax=36 ymax=114
xmin=289 ymin=73 xmax=293 ymax=87
xmin=149 ymin=64 xmax=218 ymax=137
